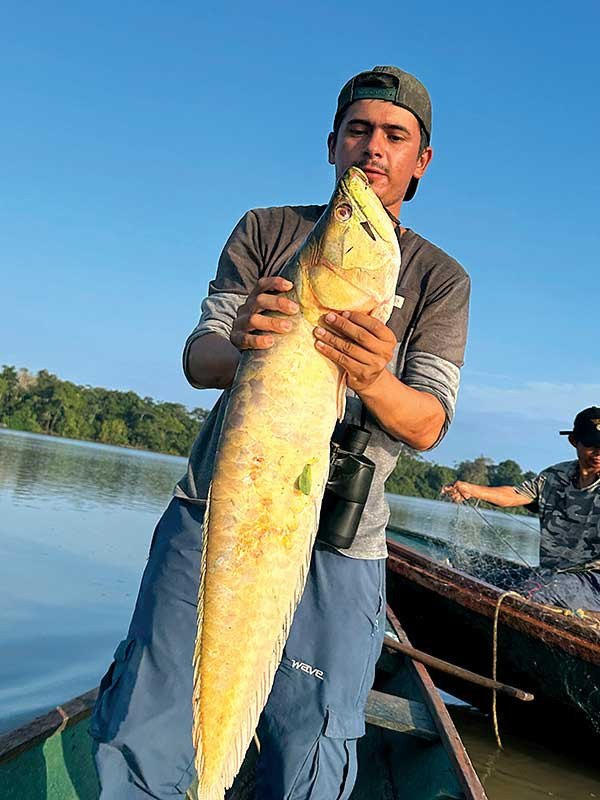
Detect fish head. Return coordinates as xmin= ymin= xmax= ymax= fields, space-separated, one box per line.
xmin=298 ymin=166 xmax=400 ymax=324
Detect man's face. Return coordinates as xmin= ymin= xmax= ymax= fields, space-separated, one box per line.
xmin=328 ymin=99 xmax=433 ymax=218
xmin=570 ymin=435 xmax=600 ymax=472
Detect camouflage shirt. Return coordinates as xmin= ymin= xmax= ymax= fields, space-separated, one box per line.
xmin=516 ymin=461 xmax=600 ymax=571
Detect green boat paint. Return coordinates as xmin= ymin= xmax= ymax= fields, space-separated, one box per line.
xmin=0 ymin=620 xmax=486 ymax=800
xmin=0 ymin=690 xmax=100 ymax=800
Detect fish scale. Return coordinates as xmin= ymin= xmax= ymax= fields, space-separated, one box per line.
xmin=192 ymin=167 xmax=401 ymax=799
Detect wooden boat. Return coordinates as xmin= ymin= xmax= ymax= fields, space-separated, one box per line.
xmin=385 ymin=537 xmax=600 ymax=751
xmin=0 ymin=619 xmax=486 ymax=800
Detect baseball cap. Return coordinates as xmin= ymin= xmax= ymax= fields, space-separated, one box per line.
xmin=333 ymin=66 xmax=432 ymax=201
xmin=559 ymin=407 xmax=600 ymax=447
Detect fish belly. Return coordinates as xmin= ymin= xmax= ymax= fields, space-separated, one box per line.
xmin=194 ymin=317 xmax=339 ymax=798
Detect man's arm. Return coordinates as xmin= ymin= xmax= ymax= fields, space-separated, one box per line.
xmin=441 ymin=481 xmax=533 ymax=507
xmin=185 ymin=214 xmax=463 ymax=451
xmin=185 ymin=276 xmax=299 ymax=390
xmin=183 ymin=207 xmax=305 ymax=390
xmin=313 ymin=259 xmax=470 ymax=451
xmin=313 ymin=310 xmax=444 ymax=449
xmin=186 ymin=334 xmax=240 ymax=390
xmin=359 ymin=370 xmax=445 ymax=450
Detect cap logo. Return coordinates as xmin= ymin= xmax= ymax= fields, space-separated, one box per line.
xmin=353 ymin=86 xmax=397 ymax=102
xmin=592 ymin=418 xmax=600 ymax=431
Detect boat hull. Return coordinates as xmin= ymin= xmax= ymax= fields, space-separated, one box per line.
xmin=386 ymin=539 xmax=600 ymax=750
xmin=0 ymin=630 xmax=486 ymax=799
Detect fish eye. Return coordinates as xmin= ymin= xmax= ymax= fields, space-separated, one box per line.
xmin=335 ymin=203 xmax=353 ymax=222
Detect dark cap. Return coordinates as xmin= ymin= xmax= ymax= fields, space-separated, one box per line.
xmin=333 ymin=66 xmax=432 ymax=202
xmin=559 ymin=407 xmax=600 ymax=447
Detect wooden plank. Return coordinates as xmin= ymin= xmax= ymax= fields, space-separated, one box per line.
xmin=0 ymin=689 xmax=98 ymax=765
xmin=382 ymin=636 xmax=533 ymax=701
xmin=365 ymin=690 xmax=438 ymax=741
xmin=386 ymin=605 xmax=488 ymax=800
xmin=0 ymin=715 xmax=101 ymax=800
xmin=386 ymin=540 xmax=600 ymax=662
xmin=386 ymin=545 xmax=600 ymax=750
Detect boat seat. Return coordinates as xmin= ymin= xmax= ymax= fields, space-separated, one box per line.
xmin=365 ymin=690 xmax=439 ymax=741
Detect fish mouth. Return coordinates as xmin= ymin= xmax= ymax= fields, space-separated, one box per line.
xmin=339 ymin=168 xmax=394 ymax=243
xmin=352 ymin=163 xmax=389 ymax=184
xmin=347 ymin=166 xmax=370 ymax=185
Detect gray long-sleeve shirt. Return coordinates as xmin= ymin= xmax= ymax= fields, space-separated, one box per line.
xmin=174 ymin=205 xmax=470 ymax=559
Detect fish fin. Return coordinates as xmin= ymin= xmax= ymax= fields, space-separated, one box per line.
xmin=192 ymin=483 xmax=212 ymax=779
xmin=370 ymin=294 xmax=395 ymax=325
xmin=198 ymin=492 xmax=324 ymax=799
xmin=336 ymin=371 xmax=347 ymax=421
xmin=222 ymin=512 xmax=319 ymax=788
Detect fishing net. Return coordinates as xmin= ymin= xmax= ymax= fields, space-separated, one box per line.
xmin=442 ymin=501 xmax=540 ymax=590
xmin=387 ymin=493 xmax=600 ymax=737
xmin=387 ymin=493 xmax=600 ymax=620
xmin=387 ymin=493 xmax=539 ymax=589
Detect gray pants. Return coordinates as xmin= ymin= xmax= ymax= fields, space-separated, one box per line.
xmin=528 ymin=570 xmax=600 ymax=612
xmin=90 ymin=498 xmax=386 ymax=798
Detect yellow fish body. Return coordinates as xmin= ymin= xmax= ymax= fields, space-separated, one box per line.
xmin=193 ymin=166 xmax=400 ymax=798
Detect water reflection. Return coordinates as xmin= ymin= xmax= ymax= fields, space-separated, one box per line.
xmin=451 ymin=707 xmax=600 ymax=799
xmin=1 ymin=430 xmax=545 ymax=734
xmin=0 ymin=428 xmax=186 ymax=733
xmin=0 ymin=427 xmax=185 ymax=512
xmin=387 ymin=493 xmax=541 ymax=567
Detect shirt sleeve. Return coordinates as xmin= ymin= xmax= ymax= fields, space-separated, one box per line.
xmin=182 ymin=211 xmax=263 ymax=388
xmin=401 ymin=273 xmax=470 ymax=447
xmin=515 ymin=472 xmax=546 ymax=502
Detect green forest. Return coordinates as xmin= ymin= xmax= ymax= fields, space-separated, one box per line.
xmin=0 ymin=365 xmax=536 ymax=506
xmin=0 ymin=365 xmax=207 ymax=457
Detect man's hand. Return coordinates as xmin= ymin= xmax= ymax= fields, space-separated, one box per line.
xmin=230 ymin=277 xmax=299 ymax=351
xmin=313 ymin=308 xmax=444 ymax=449
xmin=313 ymin=310 xmax=397 ymax=393
xmin=442 ymin=481 xmax=532 ymax=508
xmin=441 ymin=481 xmax=475 ymax=504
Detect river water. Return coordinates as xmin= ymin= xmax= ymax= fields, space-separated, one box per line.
xmin=1 ymin=427 xmax=598 ymax=798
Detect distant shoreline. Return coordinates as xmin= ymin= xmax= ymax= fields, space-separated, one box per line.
xmin=0 ymin=365 xmax=536 ymax=514
xmin=0 ymin=424 xmax=187 ymax=461
xmin=0 ymin=365 xmax=206 ymax=457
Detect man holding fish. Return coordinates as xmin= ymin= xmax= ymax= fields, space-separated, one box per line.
xmin=91 ymin=66 xmax=470 ymax=799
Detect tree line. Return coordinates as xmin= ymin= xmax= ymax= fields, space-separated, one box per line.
xmin=0 ymin=365 xmax=207 ymax=457
xmin=0 ymin=365 xmax=537 ymax=507
xmin=385 ymin=451 xmax=536 ymax=514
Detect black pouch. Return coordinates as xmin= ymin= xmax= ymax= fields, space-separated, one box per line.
xmin=316 ymin=422 xmax=375 ymax=550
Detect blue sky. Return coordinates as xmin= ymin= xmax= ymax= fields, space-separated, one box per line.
xmin=2 ymin=1 xmax=599 ymax=473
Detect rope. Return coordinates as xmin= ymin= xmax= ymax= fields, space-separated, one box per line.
xmin=575 ymin=608 xmax=600 ymax=627
xmin=492 ymin=590 xmax=522 ymax=749
xmin=55 ymin=704 xmax=70 ymax=735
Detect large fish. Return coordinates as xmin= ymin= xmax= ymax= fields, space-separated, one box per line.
xmin=192 ymin=166 xmax=400 ymax=799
